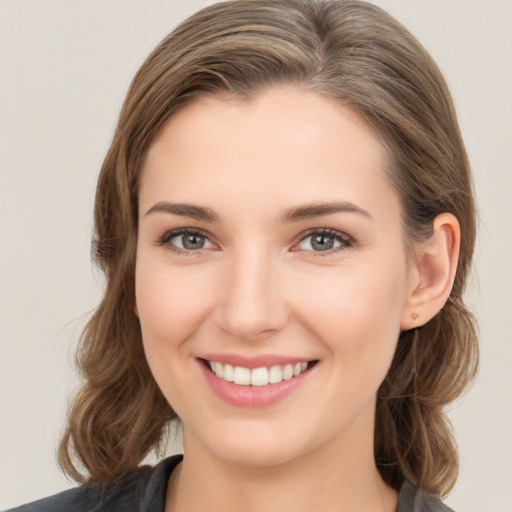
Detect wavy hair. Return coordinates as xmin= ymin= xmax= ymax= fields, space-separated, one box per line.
xmin=59 ymin=0 xmax=478 ymax=496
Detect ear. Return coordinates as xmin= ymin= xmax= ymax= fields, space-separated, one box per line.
xmin=401 ymin=213 xmax=460 ymax=330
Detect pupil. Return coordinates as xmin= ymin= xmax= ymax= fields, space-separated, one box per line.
xmin=312 ymin=234 xmax=334 ymax=251
xmin=183 ymin=234 xmax=204 ymax=250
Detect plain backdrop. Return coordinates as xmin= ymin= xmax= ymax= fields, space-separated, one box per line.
xmin=1 ymin=0 xmax=511 ymax=510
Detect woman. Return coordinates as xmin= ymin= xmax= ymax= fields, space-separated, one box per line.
xmin=9 ymin=0 xmax=478 ymax=510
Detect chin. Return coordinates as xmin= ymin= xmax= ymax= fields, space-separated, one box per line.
xmin=186 ymin=419 xmax=313 ymax=469
xmin=213 ymin=441 xmax=305 ymax=469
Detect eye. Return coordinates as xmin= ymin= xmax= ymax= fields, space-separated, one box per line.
xmin=295 ymin=229 xmax=352 ymax=254
xmin=157 ymin=228 xmax=215 ymax=254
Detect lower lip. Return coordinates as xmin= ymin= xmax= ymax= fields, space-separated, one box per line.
xmin=198 ymin=360 xmax=315 ymax=408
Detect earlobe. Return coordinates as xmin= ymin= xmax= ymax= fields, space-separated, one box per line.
xmin=401 ymin=213 xmax=460 ymax=330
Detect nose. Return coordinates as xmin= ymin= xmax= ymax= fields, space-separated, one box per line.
xmin=214 ymin=248 xmax=289 ymax=343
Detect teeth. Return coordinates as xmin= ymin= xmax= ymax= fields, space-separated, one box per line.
xmin=250 ymin=367 xmax=269 ymax=386
xmin=282 ymin=364 xmax=294 ymax=381
xmin=269 ymin=365 xmax=283 ymax=384
xmin=223 ymin=363 xmax=234 ymax=382
xmin=208 ymin=360 xmax=311 ymax=386
xmin=214 ymin=362 xmax=223 ymax=379
xmin=233 ymin=366 xmax=251 ymax=385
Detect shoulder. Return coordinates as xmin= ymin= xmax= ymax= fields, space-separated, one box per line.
xmin=7 ymin=455 xmax=183 ymax=512
xmin=397 ymin=481 xmax=456 ymax=512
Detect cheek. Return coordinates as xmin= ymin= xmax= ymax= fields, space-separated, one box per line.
xmin=135 ymin=258 xmax=214 ymax=356
xmin=134 ymin=257 xmax=218 ymax=414
xmin=293 ymin=259 xmax=407 ymax=370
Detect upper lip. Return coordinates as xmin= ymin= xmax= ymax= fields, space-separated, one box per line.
xmin=198 ymin=353 xmax=316 ymax=369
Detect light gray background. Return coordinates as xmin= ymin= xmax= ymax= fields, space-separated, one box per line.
xmin=1 ymin=1 xmax=511 ymax=510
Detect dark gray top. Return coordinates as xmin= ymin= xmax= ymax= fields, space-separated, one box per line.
xmin=8 ymin=454 xmax=455 ymax=511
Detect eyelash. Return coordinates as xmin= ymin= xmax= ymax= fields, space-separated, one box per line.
xmin=155 ymin=227 xmax=354 ymax=257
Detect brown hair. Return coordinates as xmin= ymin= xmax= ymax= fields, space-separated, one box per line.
xmin=59 ymin=0 xmax=478 ymax=496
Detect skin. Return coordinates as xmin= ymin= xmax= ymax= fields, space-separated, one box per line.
xmin=135 ymin=87 xmax=460 ymax=512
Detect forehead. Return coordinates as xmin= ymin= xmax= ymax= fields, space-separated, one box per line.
xmin=140 ymin=87 xmax=398 ymax=223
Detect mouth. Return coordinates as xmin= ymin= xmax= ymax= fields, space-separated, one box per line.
xmin=200 ymin=358 xmax=318 ymax=387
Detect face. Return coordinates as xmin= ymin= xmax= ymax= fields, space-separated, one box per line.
xmin=136 ymin=88 xmax=415 ymax=469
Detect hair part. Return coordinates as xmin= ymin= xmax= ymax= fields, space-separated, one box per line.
xmin=59 ymin=0 xmax=478 ymax=495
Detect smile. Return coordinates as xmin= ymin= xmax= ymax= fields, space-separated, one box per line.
xmin=207 ymin=360 xmax=311 ymax=387
xmin=198 ymin=356 xmax=318 ymax=407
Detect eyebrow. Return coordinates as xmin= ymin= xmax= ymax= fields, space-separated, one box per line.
xmin=277 ymin=201 xmax=373 ymax=223
xmin=145 ymin=202 xmax=219 ymax=222
xmin=144 ymin=200 xmax=372 ymax=223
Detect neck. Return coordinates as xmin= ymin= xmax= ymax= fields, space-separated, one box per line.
xmin=166 ymin=426 xmax=398 ymax=512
